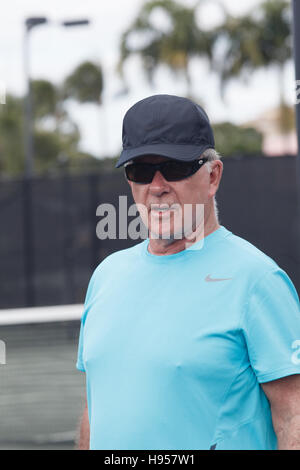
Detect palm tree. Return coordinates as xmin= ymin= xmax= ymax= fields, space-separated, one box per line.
xmin=212 ymin=15 xmax=263 ymax=98
xmin=256 ymin=0 xmax=292 ymax=101
xmin=30 ymin=80 xmax=81 ymax=173
xmin=63 ymin=61 xmax=104 ymax=105
xmin=31 ymin=80 xmax=58 ymax=120
xmin=63 ymin=61 xmax=105 ymax=157
xmin=118 ymin=0 xmax=213 ymax=96
xmin=214 ymin=0 xmax=293 ymax=133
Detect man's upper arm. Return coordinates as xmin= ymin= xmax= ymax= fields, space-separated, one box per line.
xmin=261 ymin=374 xmax=300 ymax=449
xmin=76 ymin=395 xmax=90 ymax=450
xmin=262 ymin=374 xmax=300 ymax=417
xmin=241 ymin=268 xmax=300 ymax=383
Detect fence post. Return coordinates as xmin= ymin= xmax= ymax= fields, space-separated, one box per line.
xmin=292 ymin=0 xmax=300 ymax=272
xmin=22 ymin=177 xmax=35 ymax=306
xmin=61 ymin=173 xmax=75 ymax=303
xmin=89 ymin=173 xmax=101 ymax=271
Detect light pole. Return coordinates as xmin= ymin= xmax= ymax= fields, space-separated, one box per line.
xmin=292 ymin=0 xmax=300 ymax=284
xmin=23 ymin=16 xmax=90 ymax=178
xmin=24 ymin=18 xmax=48 ymax=178
xmin=22 ymin=17 xmax=90 ymax=308
xmin=292 ymin=1 xmax=300 ymax=162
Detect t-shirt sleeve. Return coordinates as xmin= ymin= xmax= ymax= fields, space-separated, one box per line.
xmin=242 ymin=267 xmax=300 ymax=383
xmin=76 ymin=267 xmax=99 ymax=372
xmin=76 ymin=320 xmax=86 ymax=372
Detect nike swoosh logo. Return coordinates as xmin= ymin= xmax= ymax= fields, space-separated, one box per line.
xmin=205 ymin=275 xmax=233 ymax=282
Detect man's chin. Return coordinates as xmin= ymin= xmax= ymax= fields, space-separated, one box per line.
xmin=148 ymin=228 xmax=184 ymax=241
xmin=148 ymin=223 xmax=205 ymax=245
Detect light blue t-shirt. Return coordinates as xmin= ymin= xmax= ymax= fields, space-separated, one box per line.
xmin=76 ymin=226 xmax=300 ymax=450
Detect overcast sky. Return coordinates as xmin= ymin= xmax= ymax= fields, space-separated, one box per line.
xmin=0 ymin=0 xmax=296 ymax=157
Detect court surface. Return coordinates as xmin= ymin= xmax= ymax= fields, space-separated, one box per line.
xmin=0 ymin=304 xmax=86 ymax=450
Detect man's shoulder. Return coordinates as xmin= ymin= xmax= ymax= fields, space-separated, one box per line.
xmin=93 ymin=240 xmax=146 ymax=274
xmin=85 ymin=240 xmax=146 ymax=301
xmin=216 ymin=229 xmax=295 ymax=297
xmin=222 ymin=229 xmax=279 ymax=273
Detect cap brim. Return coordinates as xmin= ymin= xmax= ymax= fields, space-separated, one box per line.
xmin=115 ymin=143 xmax=213 ymax=168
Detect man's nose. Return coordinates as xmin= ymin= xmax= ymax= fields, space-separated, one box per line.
xmin=149 ymin=170 xmax=170 ymax=195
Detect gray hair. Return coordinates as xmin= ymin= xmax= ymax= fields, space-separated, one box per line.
xmin=201 ymin=148 xmax=222 ymax=222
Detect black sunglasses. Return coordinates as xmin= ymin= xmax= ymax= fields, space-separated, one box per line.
xmin=124 ymin=157 xmax=208 ymax=184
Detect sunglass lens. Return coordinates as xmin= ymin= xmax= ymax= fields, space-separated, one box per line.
xmin=125 ymin=164 xmax=154 ymax=183
xmin=162 ymin=161 xmax=196 ymax=181
xmin=125 ymin=159 xmax=204 ymax=183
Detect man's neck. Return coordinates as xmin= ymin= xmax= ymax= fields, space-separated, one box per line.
xmin=147 ymin=220 xmax=220 ymax=256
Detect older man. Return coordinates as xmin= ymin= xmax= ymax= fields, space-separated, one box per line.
xmin=76 ymin=94 xmax=300 ymax=450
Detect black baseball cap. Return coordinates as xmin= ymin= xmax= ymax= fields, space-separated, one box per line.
xmin=115 ymin=94 xmax=215 ymax=168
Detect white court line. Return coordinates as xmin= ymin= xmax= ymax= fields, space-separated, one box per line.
xmin=0 ymin=304 xmax=84 ymax=325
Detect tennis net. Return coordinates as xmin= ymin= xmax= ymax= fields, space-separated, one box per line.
xmin=0 ymin=304 xmax=86 ymax=449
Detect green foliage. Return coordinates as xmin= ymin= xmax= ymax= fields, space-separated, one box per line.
xmin=212 ymin=122 xmax=263 ymax=157
xmin=214 ymin=0 xmax=292 ymax=134
xmin=0 ymin=95 xmax=25 ymax=175
xmin=63 ymin=61 xmax=103 ymax=104
xmin=118 ymin=0 xmax=212 ymax=89
xmin=256 ymin=0 xmax=291 ymax=67
xmin=214 ymin=0 xmax=292 ymax=105
xmin=0 ymin=60 xmax=105 ymax=178
xmin=118 ymin=0 xmax=292 ymax=135
xmin=214 ymin=16 xmax=263 ymax=94
xmin=0 ymin=93 xmax=82 ymax=176
xmin=31 ymin=80 xmax=58 ymax=119
xmin=34 ymin=131 xmax=62 ymax=172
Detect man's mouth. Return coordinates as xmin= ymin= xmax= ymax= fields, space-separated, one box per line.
xmin=150 ymin=204 xmax=177 ymax=211
xmin=150 ymin=204 xmax=176 ymax=216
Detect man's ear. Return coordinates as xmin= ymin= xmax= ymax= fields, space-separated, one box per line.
xmin=209 ymin=160 xmax=223 ymax=197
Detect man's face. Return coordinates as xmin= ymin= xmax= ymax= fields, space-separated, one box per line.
xmin=127 ymin=155 xmax=223 ymax=242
